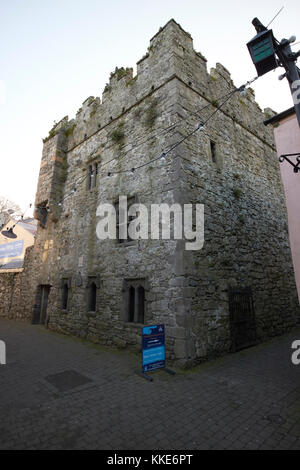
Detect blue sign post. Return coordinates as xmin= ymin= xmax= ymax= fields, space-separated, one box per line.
xmin=137 ymin=324 xmax=175 ymax=381
xmin=142 ymin=324 xmax=165 ymax=372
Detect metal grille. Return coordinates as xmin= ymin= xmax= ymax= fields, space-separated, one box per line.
xmin=228 ymin=287 xmax=256 ymax=352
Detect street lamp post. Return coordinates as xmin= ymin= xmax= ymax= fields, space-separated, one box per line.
xmin=247 ymin=18 xmax=300 ymax=127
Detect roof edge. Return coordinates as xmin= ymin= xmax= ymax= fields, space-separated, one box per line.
xmin=264 ymin=106 xmax=295 ymax=126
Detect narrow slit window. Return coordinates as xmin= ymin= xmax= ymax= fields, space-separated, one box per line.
xmin=87 ymin=165 xmax=93 ymax=190
xmin=88 ymin=282 xmax=97 ymax=312
xmin=115 ymin=196 xmax=136 ymax=243
xmin=93 ymin=163 xmax=98 ymax=188
xmin=62 ymin=283 xmax=69 ymax=310
xmin=87 ymin=162 xmax=99 ymax=190
xmin=210 ymin=140 xmax=217 ymax=163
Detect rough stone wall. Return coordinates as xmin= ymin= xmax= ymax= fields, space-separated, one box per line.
xmin=179 ymin=98 xmax=299 ymax=361
xmin=0 ymin=273 xmax=16 ymax=318
xmin=170 ymin=31 xmax=300 ymax=362
xmin=6 ymin=19 xmax=299 ymax=365
xmin=0 ymin=246 xmax=38 ymax=321
xmin=33 ymin=74 xmax=182 ymax=356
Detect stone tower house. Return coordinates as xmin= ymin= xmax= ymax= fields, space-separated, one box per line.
xmin=7 ymin=19 xmax=299 ymax=366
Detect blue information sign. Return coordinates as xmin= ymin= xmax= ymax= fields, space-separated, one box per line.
xmin=0 ymin=240 xmax=24 ymax=260
xmin=142 ymin=324 xmax=165 ymax=372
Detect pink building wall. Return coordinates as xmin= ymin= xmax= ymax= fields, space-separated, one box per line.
xmin=273 ymin=113 xmax=300 ymax=303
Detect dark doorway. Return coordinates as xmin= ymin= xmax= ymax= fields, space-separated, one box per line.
xmin=128 ymin=286 xmax=135 ymax=322
xmin=137 ymin=285 xmax=145 ymax=324
xmin=32 ymin=285 xmax=51 ymax=325
xmin=88 ymin=282 xmax=97 ymax=312
xmin=228 ymin=287 xmax=256 ymax=352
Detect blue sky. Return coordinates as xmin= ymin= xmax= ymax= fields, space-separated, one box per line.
xmin=0 ymin=0 xmax=299 ymax=212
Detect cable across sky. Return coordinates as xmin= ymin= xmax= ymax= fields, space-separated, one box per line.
xmin=38 ymin=74 xmax=259 ymax=210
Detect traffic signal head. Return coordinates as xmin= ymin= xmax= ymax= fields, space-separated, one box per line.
xmin=247 ymin=29 xmax=278 ymax=76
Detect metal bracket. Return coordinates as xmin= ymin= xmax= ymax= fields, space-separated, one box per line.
xmin=279 ymin=153 xmax=300 ymax=173
xmin=136 ymin=367 xmax=176 ymax=382
xmin=135 ymin=370 xmax=153 ymax=382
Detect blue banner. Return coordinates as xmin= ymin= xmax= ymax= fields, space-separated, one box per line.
xmin=142 ymin=324 xmax=165 ymax=372
xmin=0 ymin=240 xmax=24 ymax=259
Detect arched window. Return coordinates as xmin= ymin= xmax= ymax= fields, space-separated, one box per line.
xmin=123 ymin=279 xmax=146 ymax=324
xmin=86 ymin=276 xmax=100 ymax=313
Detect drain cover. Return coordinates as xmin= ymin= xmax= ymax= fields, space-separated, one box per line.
xmin=44 ymin=370 xmax=92 ymax=392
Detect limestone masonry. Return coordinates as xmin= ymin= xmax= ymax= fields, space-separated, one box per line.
xmin=1 ymin=19 xmax=299 ymax=366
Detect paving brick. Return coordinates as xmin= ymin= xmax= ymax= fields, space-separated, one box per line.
xmin=0 ymin=319 xmax=300 ymax=450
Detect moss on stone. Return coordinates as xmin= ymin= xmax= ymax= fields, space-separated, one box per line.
xmin=43 ymin=122 xmax=60 ymax=143
xmin=103 ymin=84 xmax=111 ymax=93
xmin=126 ymin=75 xmax=138 ymax=87
xmin=233 ymin=187 xmax=242 ymax=200
xmin=60 ymin=156 xmax=69 ymax=184
xmin=110 ymin=122 xmax=125 ymax=149
xmin=110 ymin=67 xmax=131 ymax=81
xmin=65 ymin=123 xmax=77 ymax=138
xmin=145 ymin=98 xmax=158 ymax=128
xmin=238 ymin=98 xmax=247 ymax=107
xmin=238 ymin=214 xmax=245 ymax=224
xmin=6 ymin=273 xmax=15 ymax=285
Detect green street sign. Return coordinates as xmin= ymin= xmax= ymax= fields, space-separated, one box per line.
xmin=247 ymin=29 xmax=278 ymax=76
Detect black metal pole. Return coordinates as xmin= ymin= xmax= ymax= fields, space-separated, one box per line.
xmin=276 ymin=39 xmax=300 ymax=127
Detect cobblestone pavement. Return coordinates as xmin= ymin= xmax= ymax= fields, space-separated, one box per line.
xmin=0 ymin=319 xmax=300 ymax=450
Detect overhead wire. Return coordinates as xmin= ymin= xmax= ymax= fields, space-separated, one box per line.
xmin=103 ymin=76 xmax=257 ymax=176
xmin=50 ymin=75 xmax=258 ymax=207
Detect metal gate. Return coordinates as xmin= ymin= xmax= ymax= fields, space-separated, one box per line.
xmin=228 ymin=287 xmax=256 ymax=352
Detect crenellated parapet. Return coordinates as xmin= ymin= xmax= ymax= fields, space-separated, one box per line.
xmin=42 ymin=19 xmax=275 ymax=160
